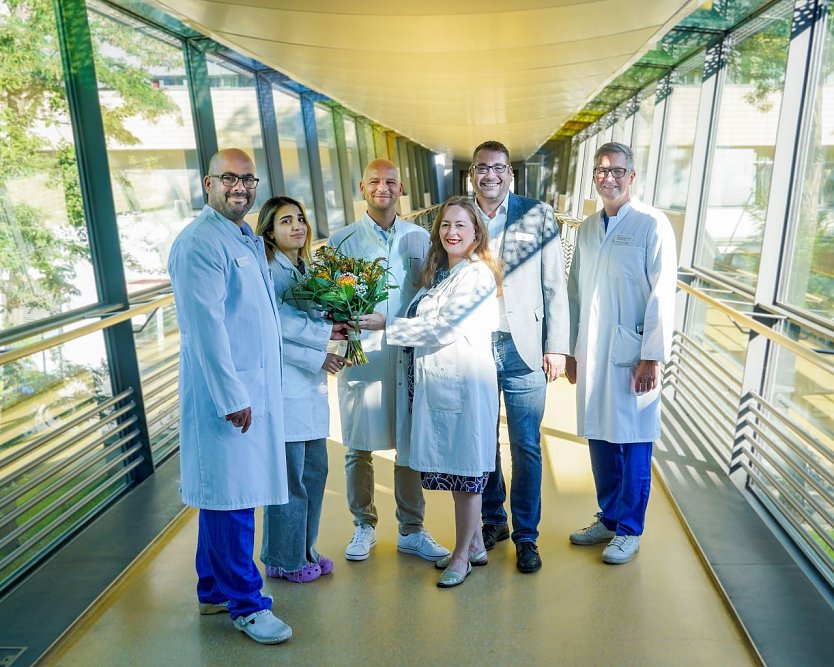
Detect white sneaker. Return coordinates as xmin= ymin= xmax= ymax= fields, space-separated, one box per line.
xmin=397 ymin=530 xmax=451 ymax=562
xmin=602 ymin=535 xmax=640 ymax=564
xmin=233 ymin=609 xmax=292 ymax=644
xmin=345 ymin=524 xmax=376 ymax=561
xmin=570 ymin=517 xmax=616 ymax=545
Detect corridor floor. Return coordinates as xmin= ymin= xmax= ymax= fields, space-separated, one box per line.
xmin=44 ymin=379 xmax=756 ymax=666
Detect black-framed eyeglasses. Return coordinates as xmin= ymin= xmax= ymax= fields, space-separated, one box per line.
xmin=472 ymin=163 xmax=510 ymax=175
xmin=210 ymin=173 xmax=260 ymax=189
xmin=593 ymin=167 xmax=629 ymax=179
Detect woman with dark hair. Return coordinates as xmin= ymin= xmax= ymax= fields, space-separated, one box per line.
xmin=256 ymin=195 xmax=348 ymax=583
xmin=358 ymin=196 xmax=501 ymax=588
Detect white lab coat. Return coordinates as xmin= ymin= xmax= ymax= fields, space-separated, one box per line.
xmin=386 ymin=259 xmax=499 ymax=474
xmin=327 ymin=214 xmax=430 ymax=451
xmin=270 ymin=252 xmax=331 ymax=442
xmin=568 ymin=200 xmax=677 ymax=443
xmin=168 ymin=206 xmax=288 ymax=509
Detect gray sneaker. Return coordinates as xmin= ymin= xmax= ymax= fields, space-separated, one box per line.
xmin=602 ymin=535 xmax=640 ymax=564
xmin=345 ymin=524 xmax=376 ymax=561
xmin=569 ymin=518 xmax=616 ymax=545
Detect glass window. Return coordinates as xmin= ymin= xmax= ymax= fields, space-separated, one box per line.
xmin=273 ymin=87 xmax=316 ymax=230
xmin=207 ymin=57 xmax=269 ymax=210
xmin=631 ymin=86 xmax=657 ymax=201
xmin=314 ymin=104 xmax=345 ymax=233
xmin=342 ymin=116 xmax=362 ymax=201
xmin=87 ymin=3 xmax=199 ymax=295
xmin=0 ymin=0 xmax=96 ymax=327
xmin=782 ymin=11 xmax=834 ymax=325
xmin=696 ymin=7 xmax=791 ymax=288
xmin=0 ymin=331 xmax=127 ymax=591
xmin=655 ymin=60 xmax=706 ymax=211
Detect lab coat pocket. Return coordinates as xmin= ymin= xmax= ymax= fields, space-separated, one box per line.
xmin=424 ymin=367 xmax=463 ymax=413
xmin=608 ymin=246 xmax=644 ymax=281
xmin=236 ymin=367 xmax=266 ymax=417
xmin=611 ymin=324 xmax=642 ymax=367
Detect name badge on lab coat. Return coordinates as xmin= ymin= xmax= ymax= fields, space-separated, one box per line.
xmin=612 ymin=234 xmax=633 ymax=245
xmin=234 ymin=256 xmax=251 ymax=267
xmin=515 ymin=232 xmax=535 ymax=242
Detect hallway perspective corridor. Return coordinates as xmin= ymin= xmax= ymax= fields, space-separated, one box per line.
xmin=43 ymin=380 xmax=757 ymax=666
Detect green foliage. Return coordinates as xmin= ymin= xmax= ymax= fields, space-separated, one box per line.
xmin=730 ymin=19 xmax=790 ymax=112
xmin=0 ymin=0 xmax=179 ymax=324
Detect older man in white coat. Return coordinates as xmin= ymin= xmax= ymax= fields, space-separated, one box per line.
xmin=329 ymin=159 xmax=449 ymax=563
xmin=168 ymin=148 xmax=291 ymax=644
xmin=566 ymin=142 xmax=677 ymax=565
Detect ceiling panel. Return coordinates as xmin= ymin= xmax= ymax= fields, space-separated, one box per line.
xmin=149 ymin=0 xmax=701 ymax=159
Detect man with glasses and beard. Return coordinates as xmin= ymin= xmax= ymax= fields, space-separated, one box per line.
xmin=168 ymin=148 xmax=291 ymax=644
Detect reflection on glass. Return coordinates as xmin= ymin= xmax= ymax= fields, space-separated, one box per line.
xmin=207 ymin=57 xmax=269 ymax=210
xmin=632 ymin=86 xmax=656 ymax=202
xmin=88 ymin=3 xmax=199 ymax=295
xmin=783 ymin=12 xmax=834 ymax=325
xmin=697 ymin=6 xmax=791 ymax=287
xmin=655 ymin=61 xmax=705 ymax=210
xmin=687 ymin=298 xmax=748 ymax=373
xmin=314 ymin=104 xmax=345 ymax=233
xmin=273 ymin=87 xmax=316 ymax=230
xmin=133 ymin=302 xmax=180 ymax=465
xmin=343 ymin=116 xmax=362 ymax=202
xmin=0 ymin=331 xmax=129 ymax=590
xmin=0 ymin=0 xmax=96 ymax=328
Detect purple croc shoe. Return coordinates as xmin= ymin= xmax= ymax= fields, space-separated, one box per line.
xmin=265 ymin=562 xmax=321 ymax=583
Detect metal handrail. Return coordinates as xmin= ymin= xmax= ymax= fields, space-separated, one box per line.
xmin=739 ymin=423 xmax=834 ymax=520
xmin=0 ymin=416 xmax=139 ymax=514
xmin=0 ymin=425 xmax=140 ymax=535
xmin=0 ymin=389 xmax=135 ymax=476
xmin=0 ymin=444 xmax=144 ymax=572
xmin=676 ymin=280 xmax=834 ymax=375
xmin=742 ymin=393 xmax=834 ymax=468
xmin=0 ymin=295 xmax=174 ymax=366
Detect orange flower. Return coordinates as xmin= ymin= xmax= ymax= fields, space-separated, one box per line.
xmin=336 ymin=274 xmax=357 ymax=286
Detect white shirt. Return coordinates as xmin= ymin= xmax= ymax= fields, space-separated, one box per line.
xmin=477 ymin=192 xmax=511 ymax=332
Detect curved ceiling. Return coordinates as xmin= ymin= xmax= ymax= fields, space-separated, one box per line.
xmin=148 ymin=0 xmax=702 ymax=160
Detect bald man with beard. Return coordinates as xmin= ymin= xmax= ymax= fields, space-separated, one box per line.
xmin=169 ymin=149 xmax=291 ymax=644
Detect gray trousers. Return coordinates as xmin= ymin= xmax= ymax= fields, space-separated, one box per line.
xmin=345 ymin=448 xmax=425 ymax=534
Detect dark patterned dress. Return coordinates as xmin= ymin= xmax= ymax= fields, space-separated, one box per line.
xmin=404 ymin=266 xmax=490 ymax=494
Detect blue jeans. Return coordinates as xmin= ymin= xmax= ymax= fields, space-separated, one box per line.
xmin=482 ymin=334 xmax=546 ymax=543
xmin=261 ymin=438 xmax=328 ymax=571
xmin=196 ymin=508 xmax=271 ymax=620
xmin=588 ymin=439 xmax=653 ymax=536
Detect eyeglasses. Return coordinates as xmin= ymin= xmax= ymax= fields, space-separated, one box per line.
xmin=210 ymin=173 xmax=260 ymax=189
xmin=593 ymin=167 xmax=629 ymax=179
xmin=472 ymin=164 xmax=510 ymax=175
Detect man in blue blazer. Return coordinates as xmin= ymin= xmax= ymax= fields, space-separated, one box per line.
xmin=471 ymin=140 xmax=570 ymax=573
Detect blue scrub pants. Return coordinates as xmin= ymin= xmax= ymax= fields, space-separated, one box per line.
xmin=588 ymin=439 xmax=652 ymax=536
xmin=196 ymin=508 xmax=271 ymax=619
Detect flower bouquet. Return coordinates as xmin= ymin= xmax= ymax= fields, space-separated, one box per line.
xmin=288 ymin=242 xmax=397 ymax=365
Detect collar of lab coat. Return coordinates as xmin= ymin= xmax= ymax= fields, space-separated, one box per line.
xmin=602 ymin=200 xmax=634 ymax=236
